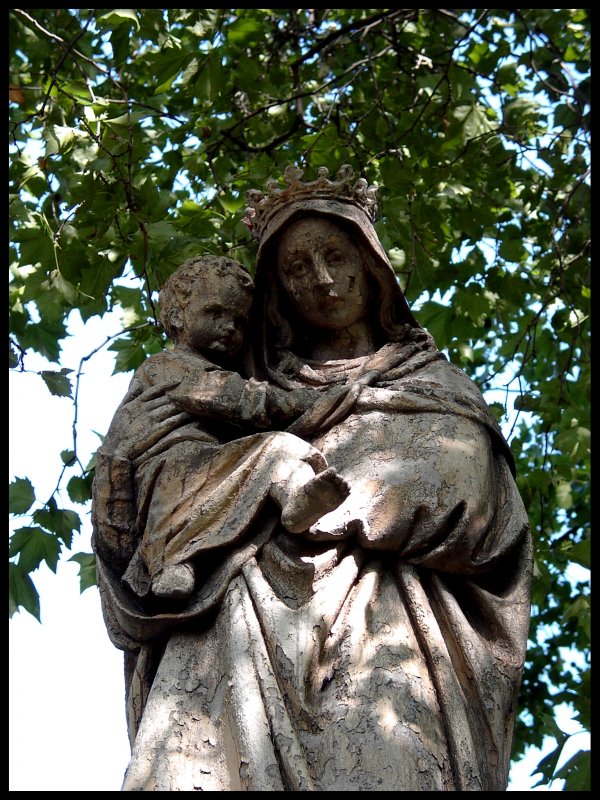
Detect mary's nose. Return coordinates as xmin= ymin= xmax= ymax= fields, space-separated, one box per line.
xmin=312 ymin=255 xmax=334 ymax=287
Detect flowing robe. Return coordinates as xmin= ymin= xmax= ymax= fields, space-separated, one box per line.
xmin=98 ymin=341 xmax=531 ymax=791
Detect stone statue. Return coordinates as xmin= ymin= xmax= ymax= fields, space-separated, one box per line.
xmin=92 ymin=165 xmax=532 ymax=792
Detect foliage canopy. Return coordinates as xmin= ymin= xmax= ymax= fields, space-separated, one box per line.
xmin=9 ymin=8 xmax=590 ymax=790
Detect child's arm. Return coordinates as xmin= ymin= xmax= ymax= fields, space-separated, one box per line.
xmin=166 ymin=360 xmax=318 ymax=430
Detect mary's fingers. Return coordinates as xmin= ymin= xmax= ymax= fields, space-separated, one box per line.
xmin=138 ymin=381 xmax=181 ymax=403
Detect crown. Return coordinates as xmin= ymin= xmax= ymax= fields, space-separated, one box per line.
xmin=242 ymin=164 xmax=379 ymax=241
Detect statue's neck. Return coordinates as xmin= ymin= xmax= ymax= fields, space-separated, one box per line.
xmin=303 ymin=320 xmax=376 ymax=361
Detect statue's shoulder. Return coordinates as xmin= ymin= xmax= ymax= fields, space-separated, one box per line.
xmin=139 ymin=348 xmax=183 ymax=370
xmin=134 ymin=348 xmax=213 ymax=386
xmin=415 ymin=353 xmax=483 ymax=397
xmin=151 ymin=347 xmax=215 ymax=369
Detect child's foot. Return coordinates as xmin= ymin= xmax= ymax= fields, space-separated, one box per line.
xmin=281 ymin=468 xmax=351 ymax=534
xmin=151 ymin=563 xmax=195 ymax=600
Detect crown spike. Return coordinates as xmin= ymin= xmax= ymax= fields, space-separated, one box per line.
xmin=283 ymin=165 xmax=304 ymax=186
xmin=336 ymin=164 xmax=355 ymax=182
xmin=242 ymin=164 xmax=378 ymax=240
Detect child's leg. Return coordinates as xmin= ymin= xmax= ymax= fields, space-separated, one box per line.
xmin=135 ymin=455 xmax=199 ymax=600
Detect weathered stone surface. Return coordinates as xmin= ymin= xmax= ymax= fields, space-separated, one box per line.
xmin=93 ymin=165 xmax=532 ymax=791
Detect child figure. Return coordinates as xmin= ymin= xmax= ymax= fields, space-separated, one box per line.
xmin=97 ymin=256 xmax=350 ymax=602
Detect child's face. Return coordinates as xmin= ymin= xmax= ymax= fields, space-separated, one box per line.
xmin=181 ymin=278 xmax=251 ymax=359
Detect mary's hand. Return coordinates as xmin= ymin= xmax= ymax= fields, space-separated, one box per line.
xmin=355 ymin=342 xmax=405 ymax=377
xmin=355 ymin=369 xmax=381 ymax=386
xmin=110 ymin=382 xmax=191 ymax=461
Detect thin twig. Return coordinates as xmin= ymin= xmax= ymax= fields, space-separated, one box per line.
xmin=289 ymin=9 xmax=403 ymax=68
xmin=72 ymin=322 xmax=156 ymax=472
xmin=12 ymin=11 xmax=93 ymax=126
xmin=12 ymin=9 xmax=117 ymax=82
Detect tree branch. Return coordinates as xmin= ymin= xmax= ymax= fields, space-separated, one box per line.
xmin=290 ymin=9 xmax=406 ymax=68
xmin=11 ymin=10 xmax=94 ymax=127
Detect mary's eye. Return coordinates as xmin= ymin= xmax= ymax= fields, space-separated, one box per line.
xmin=285 ymin=260 xmax=305 ymax=276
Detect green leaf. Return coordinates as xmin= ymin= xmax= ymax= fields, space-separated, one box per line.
xmin=108 ymin=336 xmax=147 ymax=374
xmin=379 ymin=157 xmax=414 ymax=194
xmin=32 ymin=503 xmax=81 ymax=548
xmin=68 ymin=552 xmax=97 ymax=593
xmin=554 ymin=103 xmax=579 ymax=129
xmin=86 ymin=450 xmax=99 ymax=473
xmin=67 ymin=475 xmax=93 ymax=504
xmin=104 ymin=110 xmax=147 ymax=127
xmin=575 ymin=669 xmax=591 ymax=731
xmin=499 ymin=235 xmax=525 ymax=263
xmin=60 ymin=449 xmax=76 ymax=465
xmin=9 ymin=342 xmax=19 ymax=369
xmin=463 ymin=104 xmax=496 ymax=141
xmin=568 ymin=538 xmax=590 ymax=569
xmin=563 ymin=593 xmax=589 ymax=620
xmin=9 ymin=563 xmax=40 ymax=621
xmin=61 ymin=81 xmax=94 ymax=102
xmin=487 ymin=401 xmax=505 ymax=423
xmin=39 ymin=368 xmax=73 ymax=398
xmin=555 ymin=480 xmax=573 ymax=509
xmin=504 ymin=97 xmax=540 ymax=124
xmin=145 ymin=220 xmax=177 ymax=239
xmin=110 ymin=22 xmax=135 ymax=65
xmin=531 ymin=741 xmax=563 ymax=787
xmin=49 ymin=270 xmax=79 ymax=305
xmin=217 ymin=193 xmax=245 ymax=213
xmin=43 ymin=124 xmax=78 ymax=155
xmin=554 ymin=425 xmax=590 ymax=461
xmin=226 ymin=16 xmax=264 ymax=45
xmin=554 ymin=748 xmax=590 ymax=791
xmin=19 ymin=321 xmax=65 ymax=362
xmin=152 ymin=51 xmax=195 ymax=95
xmin=416 ymin=301 xmax=456 ymax=348
xmin=388 ymin=247 xmax=406 ymax=270
xmin=98 ymin=9 xmax=140 ymax=31
xmin=9 ymin=476 xmax=36 ymax=515
xmin=14 ymin=226 xmax=55 ymax=269
xmin=300 ymin=127 xmax=343 ymax=171
xmin=9 ymin=526 xmax=61 ymax=574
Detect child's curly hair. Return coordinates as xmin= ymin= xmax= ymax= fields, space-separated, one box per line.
xmin=159 ymin=256 xmax=253 ymax=341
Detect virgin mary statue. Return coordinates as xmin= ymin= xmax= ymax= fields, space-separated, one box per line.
xmin=94 ymin=164 xmax=532 ymax=791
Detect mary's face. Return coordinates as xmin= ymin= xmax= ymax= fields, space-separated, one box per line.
xmin=276 ymin=217 xmax=370 ymax=330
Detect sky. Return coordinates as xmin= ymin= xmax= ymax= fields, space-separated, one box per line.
xmin=8 ymin=309 xmax=587 ymax=792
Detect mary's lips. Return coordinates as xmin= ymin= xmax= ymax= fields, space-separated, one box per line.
xmin=316 ymin=289 xmax=341 ymax=304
